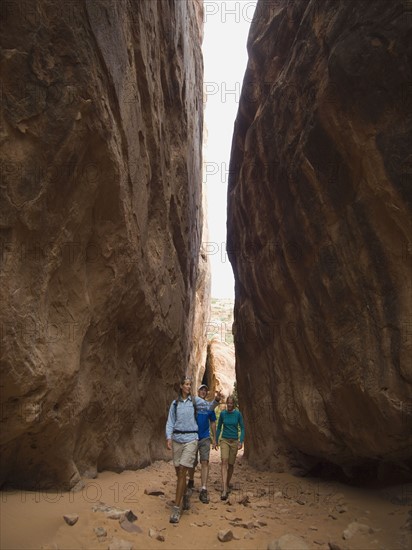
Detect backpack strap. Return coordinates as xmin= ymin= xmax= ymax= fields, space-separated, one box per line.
xmin=173 ymin=398 xmax=197 ymax=421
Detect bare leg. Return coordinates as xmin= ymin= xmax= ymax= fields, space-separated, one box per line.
xmin=221 ymin=459 xmax=229 ymax=495
xmin=227 ymin=464 xmax=234 ymax=488
xmin=175 ymin=466 xmax=188 ymax=508
xmin=200 ymin=460 xmax=209 ymax=488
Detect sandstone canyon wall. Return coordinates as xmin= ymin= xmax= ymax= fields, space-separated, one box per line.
xmin=0 ymin=0 xmax=206 ymax=489
xmin=188 ymin=192 xmax=211 ymax=390
xmin=228 ymin=0 xmax=411 ymax=478
xmin=205 ymin=338 xmax=236 ymax=399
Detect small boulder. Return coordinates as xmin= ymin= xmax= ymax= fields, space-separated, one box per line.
xmin=94 ymin=527 xmax=107 ymax=538
xmin=144 ymin=487 xmax=165 ymax=496
xmin=63 ymin=514 xmax=79 ymax=526
xmin=124 ymin=510 xmax=138 ymax=522
xmin=218 ymin=529 xmax=234 ymax=542
xmin=119 ymin=518 xmax=142 ymax=534
xmin=342 ymin=522 xmax=370 ymax=540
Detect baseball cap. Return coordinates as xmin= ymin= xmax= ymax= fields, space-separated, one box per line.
xmin=198 ymin=384 xmax=208 ymax=391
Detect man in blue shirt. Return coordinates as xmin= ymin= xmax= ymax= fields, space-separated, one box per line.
xmin=187 ymin=384 xmax=217 ymax=504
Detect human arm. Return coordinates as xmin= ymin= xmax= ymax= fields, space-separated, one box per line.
xmin=210 ymin=421 xmax=217 ymax=448
xmin=194 ymin=391 xmax=222 ymax=411
xmin=165 ymin=401 xmax=176 ymax=449
xmin=205 ymin=390 xmax=222 ymax=410
xmin=216 ymin=411 xmax=224 ymax=445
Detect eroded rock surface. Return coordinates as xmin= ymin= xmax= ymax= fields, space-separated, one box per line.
xmin=205 ymin=338 xmax=236 ymax=399
xmin=0 ymin=0 xmax=205 ymax=488
xmin=188 ymin=191 xmax=211 ymax=389
xmin=228 ymin=0 xmax=411 ymax=477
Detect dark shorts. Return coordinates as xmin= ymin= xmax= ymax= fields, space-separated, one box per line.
xmin=194 ymin=437 xmax=211 ymax=466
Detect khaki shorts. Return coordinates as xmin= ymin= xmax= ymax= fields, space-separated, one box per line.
xmin=220 ymin=438 xmax=238 ymax=465
xmin=193 ymin=437 xmax=211 ymax=467
xmin=172 ymin=439 xmax=198 ymax=468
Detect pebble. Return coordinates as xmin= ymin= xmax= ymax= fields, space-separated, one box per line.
xmin=63 ymin=514 xmax=79 ymax=526
xmin=119 ymin=518 xmax=142 ymax=534
xmin=94 ymin=527 xmax=107 ymax=538
xmin=342 ymin=521 xmax=371 ymax=540
xmin=218 ymin=529 xmax=234 ymax=542
xmin=92 ymin=503 xmax=135 ymax=521
xmin=148 ymin=528 xmax=165 ymax=541
xmin=144 ymin=487 xmax=165 ymax=496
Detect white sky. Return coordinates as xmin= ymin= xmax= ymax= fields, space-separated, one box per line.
xmin=202 ymin=0 xmax=257 ymax=299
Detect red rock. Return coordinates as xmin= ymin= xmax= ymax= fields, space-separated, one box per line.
xmin=228 ymin=0 xmax=411 ymax=479
xmin=0 ymin=0 xmax=207 ymax=489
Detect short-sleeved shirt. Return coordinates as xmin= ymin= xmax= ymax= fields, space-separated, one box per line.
xmin=197 ymin=409 xmax=216 ymax=440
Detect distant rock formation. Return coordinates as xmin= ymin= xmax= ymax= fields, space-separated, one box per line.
xmin=0 ymin=0 xmax=206 ymax=488
xmin=205 ymin=338 xmax=236 ymax=399
xmin=228 ymin=0 xmax=411 ymax=478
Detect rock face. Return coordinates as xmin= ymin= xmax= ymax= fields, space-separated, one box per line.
xmin=228 ymin=0 xmax=411 ymax=476
xmin=0 ymin=0 xmax=205 ymax=488
xmin=205 ymin=339 xmax=236 ymax=399
xmin=188 ymin=192 xmax=211 ymax=388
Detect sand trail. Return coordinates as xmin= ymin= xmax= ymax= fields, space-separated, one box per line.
xmin=1 ymin=450 xmax=410 ymax=550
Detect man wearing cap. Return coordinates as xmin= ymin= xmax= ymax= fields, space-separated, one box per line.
xmin=187 ymin=384 xmax=217 ymax=503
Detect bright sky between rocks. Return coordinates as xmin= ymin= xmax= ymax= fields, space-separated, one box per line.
xmin=203 ymin=0 xmax=257 ymax=299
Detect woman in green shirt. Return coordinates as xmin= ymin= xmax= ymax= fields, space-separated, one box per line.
xmin=216 ymin=395 xmax=245 ymax=500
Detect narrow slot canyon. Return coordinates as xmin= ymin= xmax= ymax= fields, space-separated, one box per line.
xmin=0 ymin=1 xmax=411 ymax=549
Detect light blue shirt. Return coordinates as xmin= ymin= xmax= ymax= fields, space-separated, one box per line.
xmin=166 ymin=395 xmax=218 ymax=443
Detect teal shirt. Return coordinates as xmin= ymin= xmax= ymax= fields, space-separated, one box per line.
xmin=216 ymin=409 xmax=245 ymax=443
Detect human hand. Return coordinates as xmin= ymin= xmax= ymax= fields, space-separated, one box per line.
xmin=238 ymin=442 xmax=243 ymax=450
xmin=215 ymin=390 xmax=222 ymax=402
xmin=166 ymin=439 xmax=172 ymax=450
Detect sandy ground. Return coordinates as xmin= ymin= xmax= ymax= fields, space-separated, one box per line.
xmin=1 ymin=449 xmax=411 ymax=550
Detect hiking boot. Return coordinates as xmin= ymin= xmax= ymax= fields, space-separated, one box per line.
xmin=169 ymin=506 xmax=181 ymax=523
xmin=199 ymin=489 xmax=209 ymax=504
xmin=220 ymin=492 xmax=228 ymax=501
xmin=187 ymin=479 xmax=194 ymax=490
xmin=182 ymin=491 xmax=190 ymax=510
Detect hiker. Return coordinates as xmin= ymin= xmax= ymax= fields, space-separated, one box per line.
xmin=187 ymin=383 xmax=217 ymax=504
xmin=216 ymin=395 xmax=245 ymax=501
xmin=166 ymin=376 xmax=221 ymax=523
